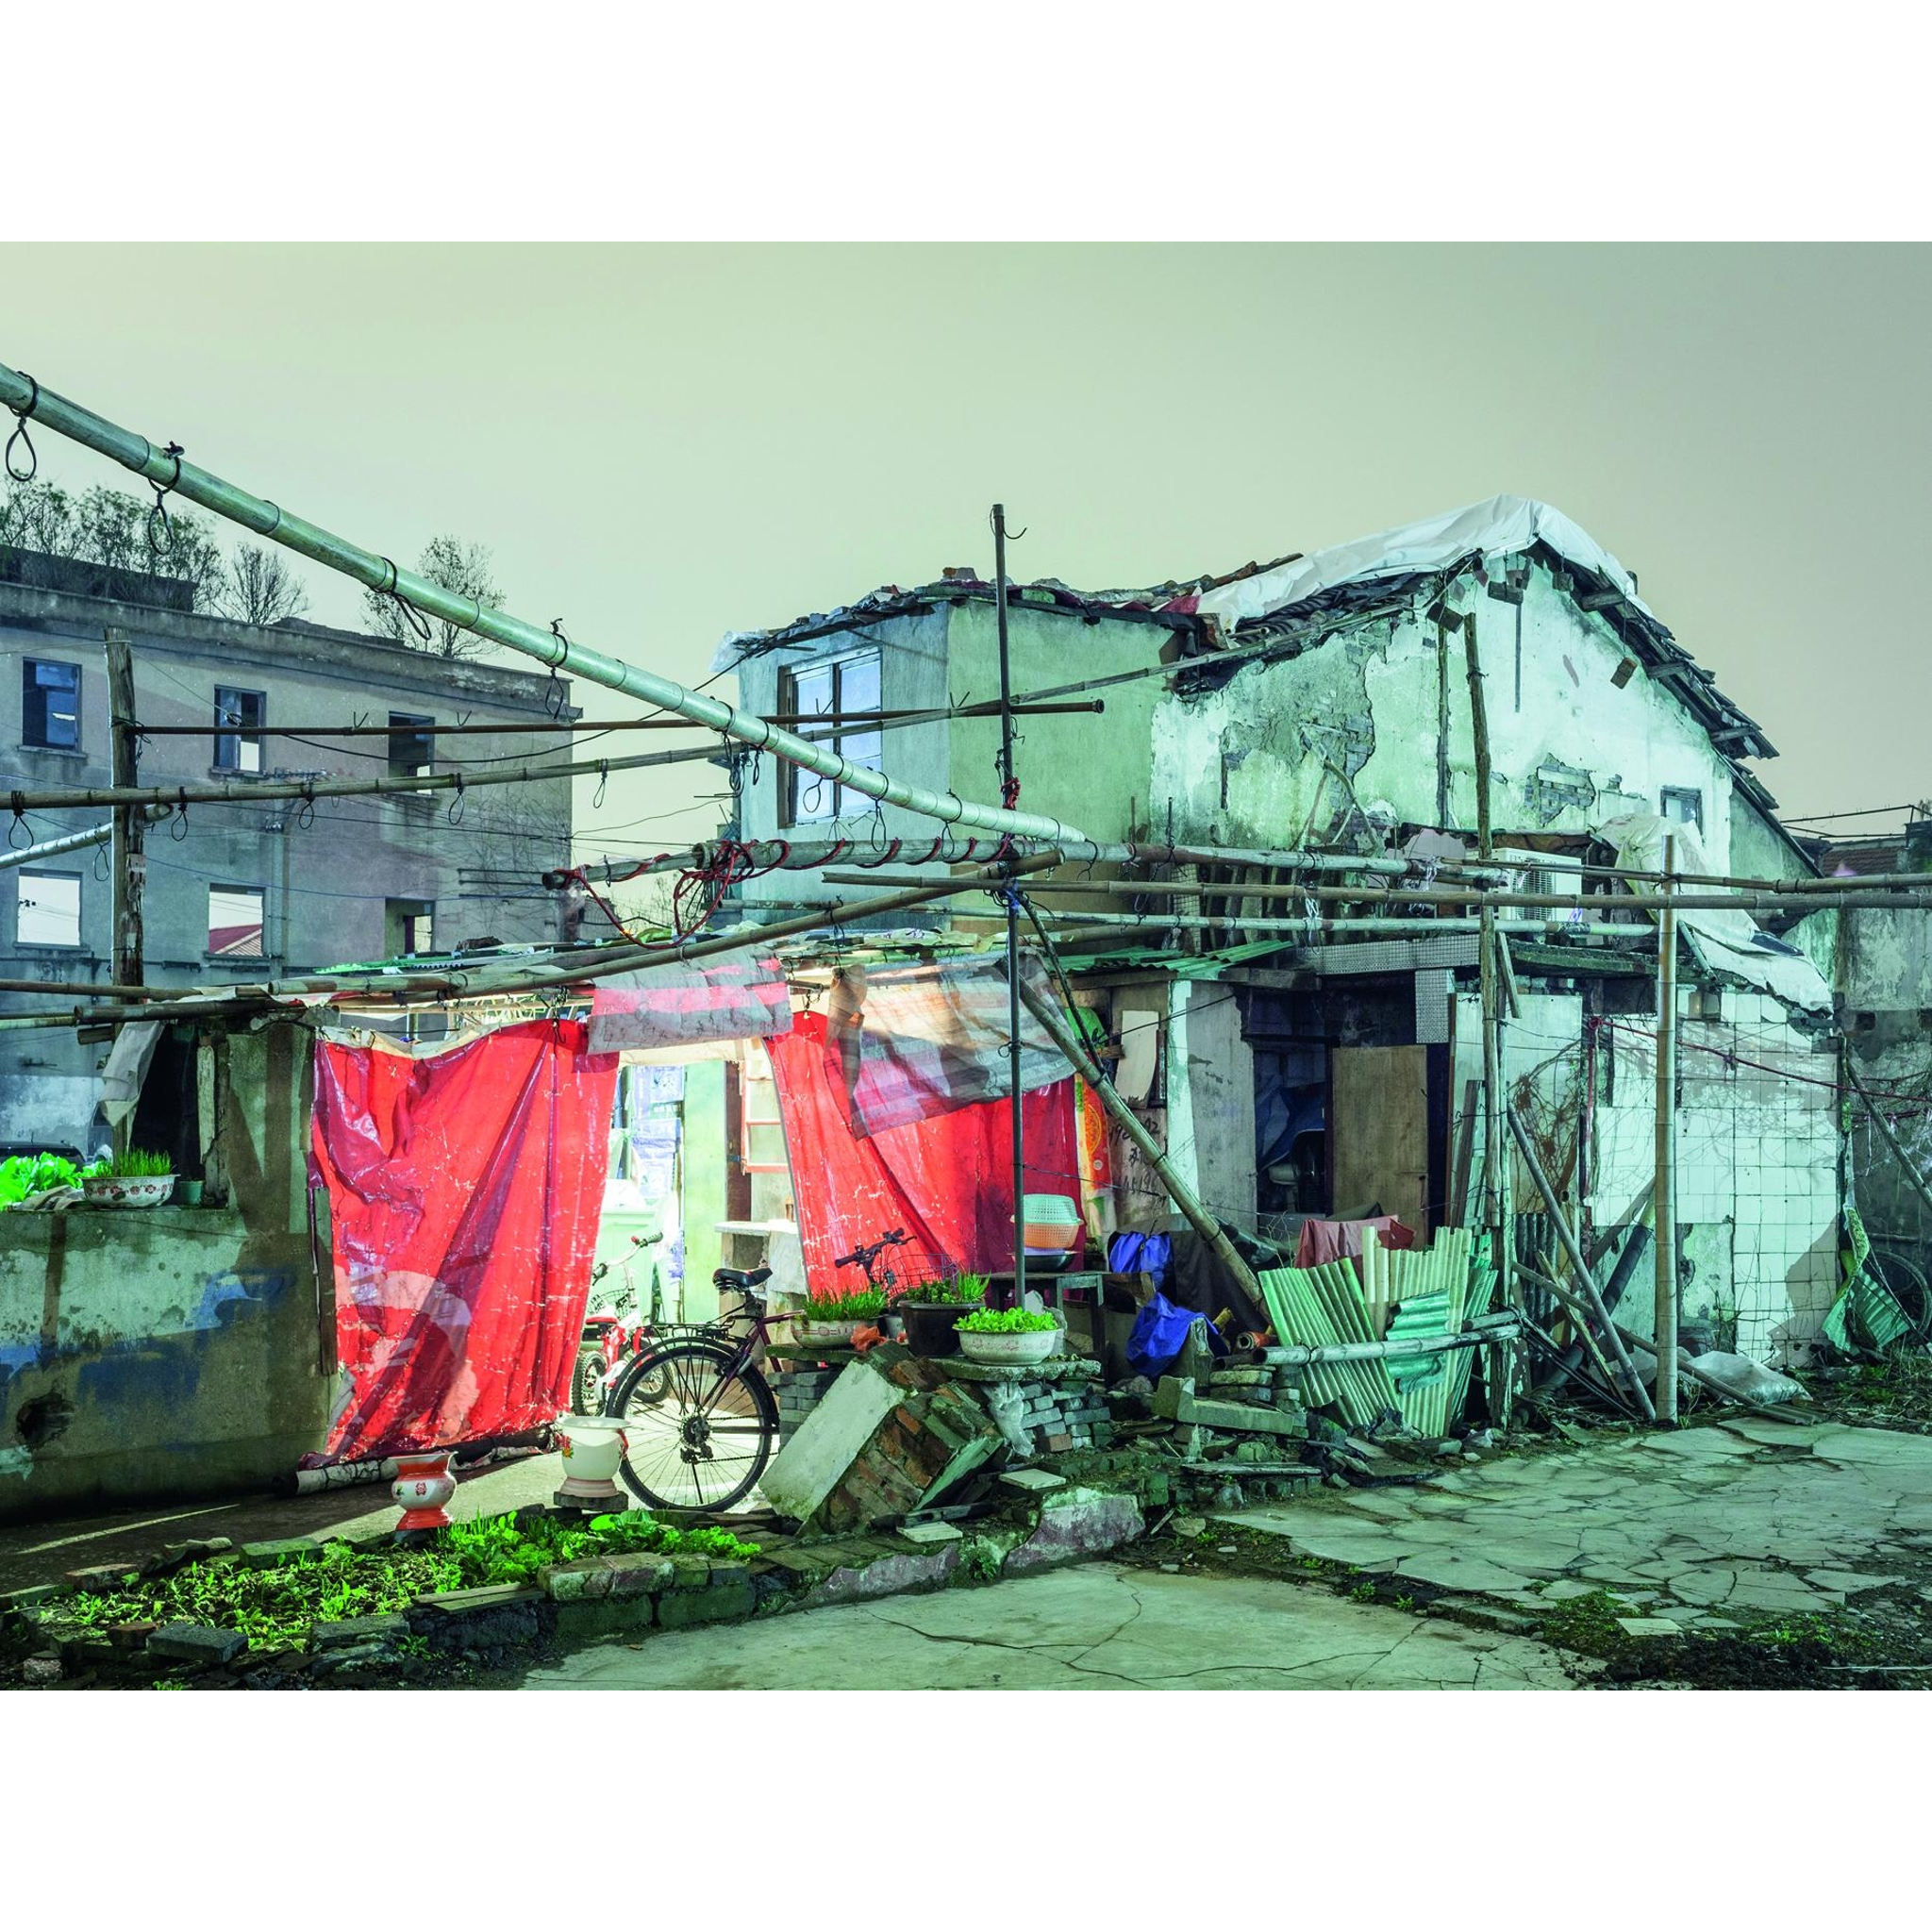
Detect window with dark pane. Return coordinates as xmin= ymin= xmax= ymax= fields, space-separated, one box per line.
xmin=23 ymin=659 xmax=80 ymax=750
xmin=213 ymin=686 xmax=267 ymax=773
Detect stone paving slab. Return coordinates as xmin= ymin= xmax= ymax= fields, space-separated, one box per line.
xmin=1214 ymin=1417 xmax=1932 ymax=1634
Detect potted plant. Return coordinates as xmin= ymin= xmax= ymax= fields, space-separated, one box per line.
xmin=789 ymin=1289 xmax=889 ymax=1347
xmin=80 ymin=1147 xmax=176 ymax=1209
xmin=956 ymin=1307 xmax=1062 ymax=1367
xmin=896 ymin=1273 xmax=990 ymax=1357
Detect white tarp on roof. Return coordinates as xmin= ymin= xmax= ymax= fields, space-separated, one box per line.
xmin=1598 ymin=812 xmax=1833 ymax=1013
xmin=1194 ymin=494 xmax=1658 ymax=630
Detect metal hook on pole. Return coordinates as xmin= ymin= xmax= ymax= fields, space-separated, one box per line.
xmin=377 ymin=557 xmax=433 ymax=645
xmin=5 ymin=374 xmax=39 ymax=482
xmin=145 ymin=442 xmax=184 ymax=556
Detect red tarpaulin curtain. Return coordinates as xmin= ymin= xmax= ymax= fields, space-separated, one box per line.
xmin=308 ymin=1019 xmax=619 ymax=1462
xmin=765 ymin=1010 xmax=1079 ymax=1294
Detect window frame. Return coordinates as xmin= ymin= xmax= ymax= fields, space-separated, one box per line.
xmin=386 ymin=897 xmax=436 ymax=958
xmin=207 ymin=883 xmax=268 ymax=960
xmin=22 ymin=658 xmax=82 ymax=752
xmin=212 ymin=685 xmax=268 ymax=774
xmin=777 ymin=647 xmax=883 ymax=826
xmin=16 ymin=868 xmax=82 ymax=949
xmin=1659 ymin=786 xmax=1705 ymax=832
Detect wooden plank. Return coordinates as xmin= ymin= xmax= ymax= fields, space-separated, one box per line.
xmin=1332 ymin=1044 xmax=1430 ymax=1238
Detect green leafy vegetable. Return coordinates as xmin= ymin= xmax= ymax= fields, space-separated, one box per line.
xmin=956 ymin=1307 xmax=1058 ymax=1334
xmin=0 ymin=1152 xmax=84 ymax=1207
xmin=899 ymin=1274 xmax=988 ymax=1307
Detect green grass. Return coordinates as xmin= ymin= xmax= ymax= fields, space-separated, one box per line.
xmin=796 ymin=1291 xmax=889 ymax=1321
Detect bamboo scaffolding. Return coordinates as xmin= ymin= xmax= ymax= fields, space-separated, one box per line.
xmin=0 ymin=359 xmax=1097 ymax=847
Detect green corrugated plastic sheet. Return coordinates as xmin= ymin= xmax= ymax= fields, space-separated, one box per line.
xmin=1260 ymin=1228 xmax=1492 ymax=1435
xmin=1058 ymin=939 xmax=1296 ymax=980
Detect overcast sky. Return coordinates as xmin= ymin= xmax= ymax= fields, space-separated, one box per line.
xmin=6 ymin=244 xmax=1927 ymax=858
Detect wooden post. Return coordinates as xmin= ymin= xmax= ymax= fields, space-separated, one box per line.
xmin=1654 ymin=828 xmax=1679 ymax=1424
xmin=105 ymin=627 xmax=144 ymax=990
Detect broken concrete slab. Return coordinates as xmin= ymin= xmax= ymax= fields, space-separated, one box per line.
xmin=1615 ymin=1616 xmax=1683 ymax=1639
xmin=761 ymin=1352 xmax=915 ymax=1523
xmin=998 ymin=1469 xmax=1067 ymax=1493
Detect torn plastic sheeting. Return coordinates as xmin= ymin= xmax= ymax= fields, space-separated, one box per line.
xmin=1601 ymin=812 xmax=1833 ymax=1012
xmin=307 ymin=1018 xmax=619 ymax=1463
xmin=99 ymin=1019 xmax=162 ymax=1127
xmin=765 ymin=1009 xmax=1078 ymax=1293
xmin=1193 ymin=494 xmax=1655 ymax=631
xmin=587 ymin=954 xmax=791 ymax=1054
xmin=824 ymin=953 xmax=1071 ymax=1139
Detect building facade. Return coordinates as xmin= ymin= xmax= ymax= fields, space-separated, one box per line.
xmin=0 ymin=557 xmax=575 ymax=1149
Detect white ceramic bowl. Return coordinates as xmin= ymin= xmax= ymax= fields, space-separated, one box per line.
xmin=958 ymin=1325 xmax=1059 ymax=1367
xmin=81 ymin=1174 xmax=175 ymax=1209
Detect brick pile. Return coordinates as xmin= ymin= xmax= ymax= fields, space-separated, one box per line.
xmin=1005 ymin=1374 xmax=1115 ymax=1454
xmin=1208 ymin=1365 xmax=1305 ymax=1410
xmin=816 ymin=1350 xmax=1009 ymax=1534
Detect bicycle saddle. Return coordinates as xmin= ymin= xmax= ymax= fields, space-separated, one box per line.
xmin=712 ymin=1265 xmax=774 ymax=1291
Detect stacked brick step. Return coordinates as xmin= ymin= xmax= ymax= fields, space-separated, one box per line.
xmin=769 ymin=1361 xmax=844 ymax=1441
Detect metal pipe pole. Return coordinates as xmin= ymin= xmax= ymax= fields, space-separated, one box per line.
xmin=993 ymin=504 xmax=1027 ymax=1311
xmin=1655 ymin=830 xmax=1680 ymax=1424
xmin=0 ymin=360 xmax=1093 ymax=848
xmin=0 ymin=805 xmax=170 ymax=872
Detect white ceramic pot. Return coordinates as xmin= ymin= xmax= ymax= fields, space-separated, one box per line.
xmin=793 ymin=1319 xmax=861 ymax=1347
xmin=82 ymin=1174 xmax=175 ymax=1209
xmin=958 ymin=1325 xmax=1060 ymax=1367
xmin=556 ymin=1416 xmax=629 ymax=1503
xmin=391 ymin=1450 xmax=456 ymax=1530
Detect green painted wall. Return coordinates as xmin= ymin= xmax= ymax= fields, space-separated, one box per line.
xmin=945 ymin=600 xmax=1167 ymax=845
xmin=679 ymin=1059 xmax=729 ymax=1324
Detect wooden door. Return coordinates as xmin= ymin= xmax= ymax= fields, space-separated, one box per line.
xmin=1330 ymin=1045 xmax=1430 ymax=1238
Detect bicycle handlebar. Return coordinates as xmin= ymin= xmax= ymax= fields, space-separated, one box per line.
xmin=832 ymin=1227 xmax=910 ymax=1270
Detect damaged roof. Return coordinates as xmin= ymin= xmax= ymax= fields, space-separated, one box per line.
xmin=710 ymin=493 xmax=1783 ymax=814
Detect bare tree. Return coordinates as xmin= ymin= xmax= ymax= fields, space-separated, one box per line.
xmin=225 ymin=542 xmax=311 ymax=626
xmin=361 ymin=533 xmax=503 ymax=658
xmin=0 ymin=478 xmax=76 ymax=554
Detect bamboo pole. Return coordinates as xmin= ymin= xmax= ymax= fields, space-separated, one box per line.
xmin=1061 ymin=881 xmax=1932 ymax=911
xmin=126 ymin=698 xmax=1106 ymax=738
xmin=106 ymin=630 xmax=143 ymax=991
xmin=1015 ymin=973 xmax=1267 ymax=1309
xmin=1656 ymin=830 xmax=1680 ymax=1424
xmin=5 ymin=854 xmax=1069 ymax=1030
xmin=1844 ymin=1058 xmax=1932 ymax=1224
xmin=0 ymin=358 xmax=1095 ymax=847
xmin=1506 ymin=1103 xmax=1657 ymax=1420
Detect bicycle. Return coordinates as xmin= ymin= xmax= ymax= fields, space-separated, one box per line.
xmin=606 ymin=1263 xmax=782 ymax=1512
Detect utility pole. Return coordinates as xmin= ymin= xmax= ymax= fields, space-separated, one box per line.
xmin=1654 ymin=828 xmax=1680 ymax=1424
xmin=993 ymin=504 xmax=1027 ymax=1311
xmin=105 ymin=628 xmax=143 ymax=1160
xmin=105 ymin=629 xmax=144 ymax=987
xmin=1461 ymin=606 xmax=1515 ymax=1423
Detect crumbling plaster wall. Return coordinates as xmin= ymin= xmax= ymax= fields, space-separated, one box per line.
xmin=1831 ymin=905 xmax=1932 ymax=1254
xmin=1584 ymin=991 xmax=1840 ymax=1365
xmin=0 ymin=1024 xmax=330 ymax=1520
xmin=1149 ymin=567 xmax=1740 ymax=851
xmin=1162 ymin=979 xmax=1257 ymax=1234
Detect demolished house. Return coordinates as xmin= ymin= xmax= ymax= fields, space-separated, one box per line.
xmin=708 ymin=496 xmax=1849 ymax=1370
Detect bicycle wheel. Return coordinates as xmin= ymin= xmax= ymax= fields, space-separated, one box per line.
xmin=609 ymin=1341 xmax=777 ymax=1513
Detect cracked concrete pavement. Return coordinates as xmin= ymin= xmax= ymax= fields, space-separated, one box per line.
xmin=1214 ymin=1418 xmax=1932 ymax=1634
xmin=516 ymin=1562 xmax=1578 ymax=1690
